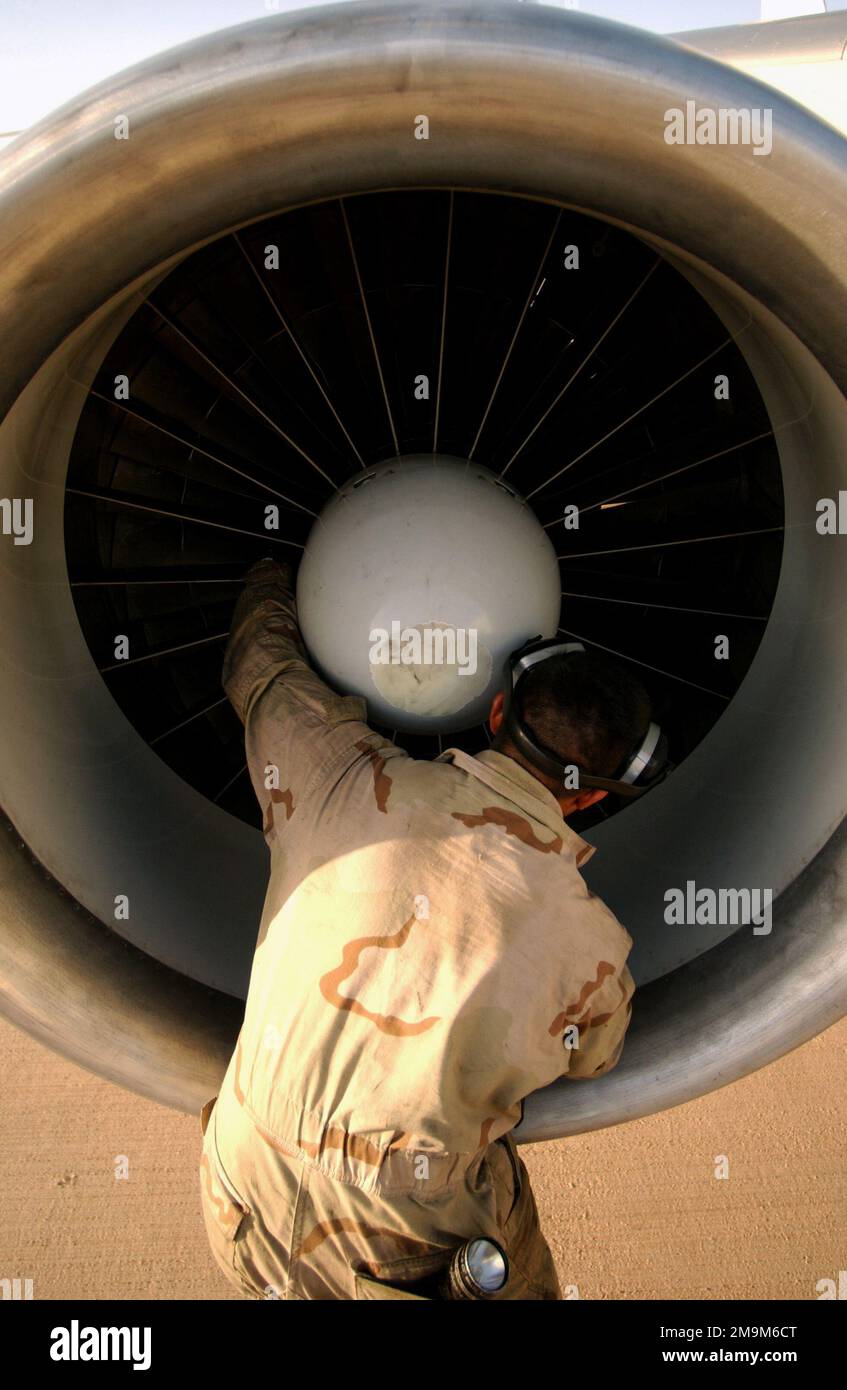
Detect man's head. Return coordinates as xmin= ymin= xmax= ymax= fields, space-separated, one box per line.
xmin=488 ymin=648 xmax=652 ymax=818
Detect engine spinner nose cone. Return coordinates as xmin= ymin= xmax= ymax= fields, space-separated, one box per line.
xmin=296 ymin=456 xmax=562 ymax=733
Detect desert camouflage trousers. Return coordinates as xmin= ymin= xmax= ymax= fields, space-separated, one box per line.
xmin=199 ymin=1086 xmax=560 ymax=1301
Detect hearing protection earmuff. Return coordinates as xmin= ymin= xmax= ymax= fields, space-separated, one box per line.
xmin=501 ymin=636 xmax=670 ymax=799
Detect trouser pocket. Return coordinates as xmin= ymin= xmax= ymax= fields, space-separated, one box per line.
xmin=354 ymin=1272 xmax=434 ymax=1300
xmin=353 ymin=1248 xmax=455 ymax=1301
xmin=199 ymin=1111 xmax=256 ymax=1297
xmin=483 ymin=1136 xmax=560 ymax=1299
xmin=484 ymin=1133 xmax=522 ymax=1228
xmin=495 ymin=1134 xmax=523 ymax=1224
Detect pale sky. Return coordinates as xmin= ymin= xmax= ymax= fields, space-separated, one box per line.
xmin=0 ymin=0 xmax=844 ymax=135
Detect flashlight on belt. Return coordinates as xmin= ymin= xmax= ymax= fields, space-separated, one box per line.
xmin=439 ymin=1237 xmax=509 ymax=1299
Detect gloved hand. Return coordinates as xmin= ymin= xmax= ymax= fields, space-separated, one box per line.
xmin=245 ymin=555 xmax=294 ymax=590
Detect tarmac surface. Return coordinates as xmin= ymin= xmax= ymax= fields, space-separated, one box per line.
xmin=1 ymin=1012 xmax=844 ymax=1301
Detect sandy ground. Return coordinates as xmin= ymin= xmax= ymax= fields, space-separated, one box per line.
xmin=1 ymin=1012 xmax=844 ymax=1301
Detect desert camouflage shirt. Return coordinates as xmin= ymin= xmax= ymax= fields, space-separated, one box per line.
xmin=217 ymin=560 xmax=635 ymax=1197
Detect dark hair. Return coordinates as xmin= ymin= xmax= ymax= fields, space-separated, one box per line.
xmin=516 ymin=650 xmax=651 ymax=779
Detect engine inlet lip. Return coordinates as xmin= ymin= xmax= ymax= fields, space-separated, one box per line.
xmin=1 ymin=2 xmax=847 ymax=413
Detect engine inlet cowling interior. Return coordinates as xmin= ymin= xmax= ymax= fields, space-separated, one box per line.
xmin=0 ymin=2 xmax=846 ymax=1137
xmin=63 ymin=191 xmax=782 ymax=808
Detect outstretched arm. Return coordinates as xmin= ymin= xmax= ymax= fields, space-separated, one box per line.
xmin=222 ymin=557 xmax=377 ymax=828
xmin=222 ymin=557 xmax=310 ymax=725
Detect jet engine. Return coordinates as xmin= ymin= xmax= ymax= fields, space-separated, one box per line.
xmin=0 ymin=1 xmax=846 ymax=1142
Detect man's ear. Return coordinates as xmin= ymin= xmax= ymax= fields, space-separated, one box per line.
xmin=489 ymin=690 xmax=505 ymax=737
xmin=569 ymin=787 xmax=608 ymax=813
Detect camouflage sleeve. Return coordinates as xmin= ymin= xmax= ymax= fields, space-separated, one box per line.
xmin=563 ymin=963 xmax=635 ymax=1080
xmin=222 ymin=558 xmax=375 ymax=815
xmin=222 ymin=558 xmax=310 ymax=724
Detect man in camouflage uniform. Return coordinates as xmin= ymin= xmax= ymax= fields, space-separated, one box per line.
xmin=200 ymin=557 xmax=644 ymax=1300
